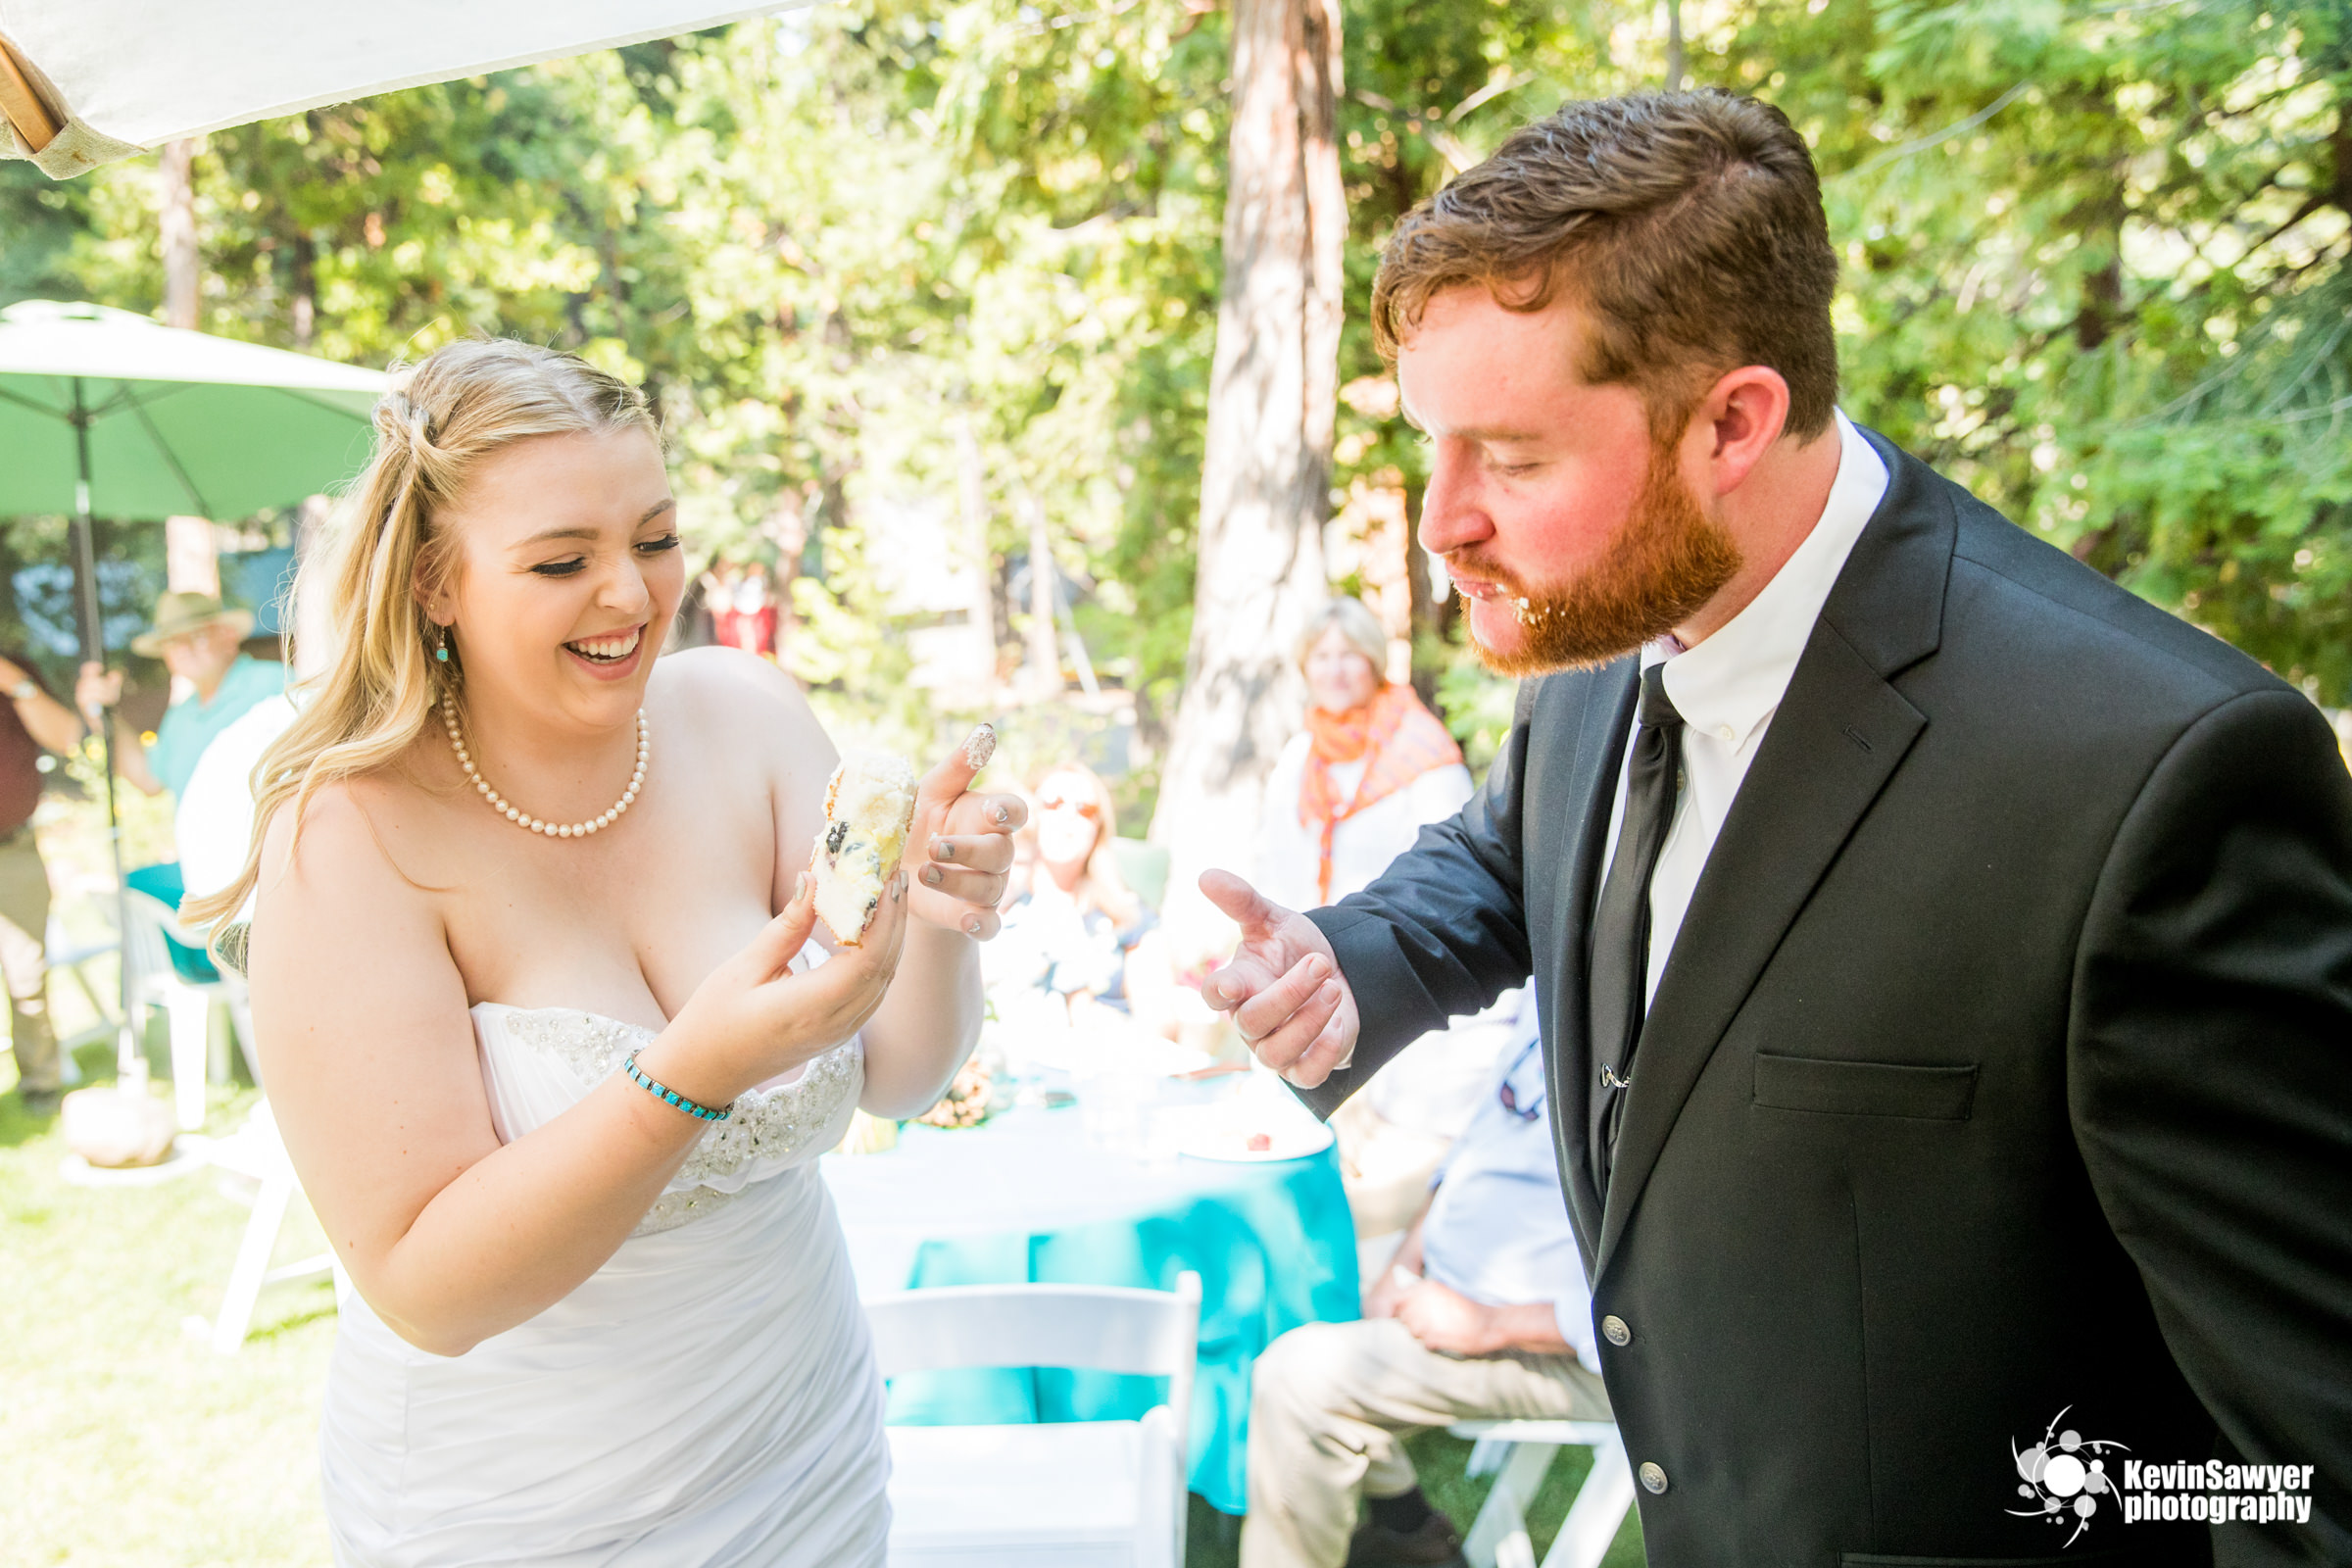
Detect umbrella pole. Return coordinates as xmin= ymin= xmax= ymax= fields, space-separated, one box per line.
xmin=68 ymin=378 xmax=139 ymax=1087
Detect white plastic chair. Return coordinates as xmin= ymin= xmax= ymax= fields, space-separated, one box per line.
xmin=203 ymin=1100 xmax=335 ymax=1353
xmin=865 ymin=1274 xmax=1201 ymax=1568
xmin=122 ymin=889 xmax=252 ymax=1131
xmin=44 ymin=916 xmax=122 ymax=1078
xmin=1447 ymin=1419 xmax=1636 ymax=1568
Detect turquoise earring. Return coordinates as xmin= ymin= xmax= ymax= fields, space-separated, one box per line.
xmin=432 ymin=623 xmax=452 ymax=662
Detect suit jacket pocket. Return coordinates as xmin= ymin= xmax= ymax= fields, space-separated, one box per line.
xmin=1754 ymin=1054 xmax=1978 ymax=1120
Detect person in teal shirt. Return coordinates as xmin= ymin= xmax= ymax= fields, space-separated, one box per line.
xmin=77 ymin=591 xmax=287 ymax=802
xmin=77 ymin=590 xmax=289 ymax=984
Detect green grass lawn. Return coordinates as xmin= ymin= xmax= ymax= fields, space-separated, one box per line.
xmin=3 ymin=1044 xmax=1642 ymax=1568
xmin=1 ymin=1063 xmax=339 ymax=1567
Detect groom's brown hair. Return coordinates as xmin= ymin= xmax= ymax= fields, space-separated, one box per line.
xmin=1371 ymin=89 xmax=1840 ymax=439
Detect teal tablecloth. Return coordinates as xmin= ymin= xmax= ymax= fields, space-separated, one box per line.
xmin=820 ymin=1101 xmax=1360 ymax=1515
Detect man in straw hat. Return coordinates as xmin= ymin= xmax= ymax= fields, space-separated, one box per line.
xmin=75 ymin=590 xmax=284 ymax=805
xmin=76 ymin=591 xmax=287 ymax=986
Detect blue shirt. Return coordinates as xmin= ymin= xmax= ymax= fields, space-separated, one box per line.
xmin=148 ymin=654 xmax=286 ymax=800
xmin=1418 ymin=990 xmax=1598 ymax=1368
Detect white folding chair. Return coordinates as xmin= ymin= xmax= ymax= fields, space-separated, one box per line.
xmin=865 ymin=1274 xmax=1201 ymax=1568
xmin=204 ymin=1100 xmax=335 ymax=1354
xmin=121 ymin=889 xmax=252 ymax=1131
xmin=1447 ymin=1419 xmax=1636 ymax=1568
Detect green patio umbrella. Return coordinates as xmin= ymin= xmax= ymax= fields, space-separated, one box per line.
xmin=0 ymin=298 xmax=383 ymax=674
xmin=0 ymin=299 xmax=385 ymax=518
xmin=0 ymin=298 xmax=384 ymax=1075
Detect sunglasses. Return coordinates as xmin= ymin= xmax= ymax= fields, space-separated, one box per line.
xmin=1497 ymin=1039 xmax=1545 ymax=1121
xmin=1036 ymin=794 xmax=1100 ymax=818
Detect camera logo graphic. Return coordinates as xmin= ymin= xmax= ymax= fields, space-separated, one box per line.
xmin=2009 ymin=1407 xmax=2129 ymax=1548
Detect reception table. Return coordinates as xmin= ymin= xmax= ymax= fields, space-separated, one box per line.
xmin=820 ymin=1082 xmax=1360 ymax=1515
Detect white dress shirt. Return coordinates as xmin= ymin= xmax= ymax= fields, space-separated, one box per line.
xmin=1596 ymin=411 xmax=1890 ymax=1003
xmin=175 ymin=692 xmax=299 ymax=906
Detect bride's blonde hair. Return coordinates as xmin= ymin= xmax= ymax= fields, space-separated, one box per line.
xmin=185 ymin=339 xmax=658 ymax=935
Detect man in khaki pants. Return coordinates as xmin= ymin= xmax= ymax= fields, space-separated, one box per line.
xmin=0 ymin=651 xmax=88 ymax=1113
xmin=1244 ymin=994 xmax=1608 ymax=1568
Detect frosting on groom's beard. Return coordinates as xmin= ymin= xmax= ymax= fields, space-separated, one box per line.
xmin=1457 ymin=435 xmax=1741 ymax=676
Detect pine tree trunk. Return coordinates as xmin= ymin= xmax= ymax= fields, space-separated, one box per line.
xmin=1151 ymin=0 xmax=1345 ymax=945
xmin=160 ymin=138 xmax=219 ymax=597
xmin=160 ymin=139 xmax=199 ymax=330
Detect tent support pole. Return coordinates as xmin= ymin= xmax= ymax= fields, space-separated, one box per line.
xmin=0 ymin=39 xmax=60 ymax=155
xmin=69 ymin=377 xmax=137 ymax=1084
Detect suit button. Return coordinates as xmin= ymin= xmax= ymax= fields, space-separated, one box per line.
xmin=1640 ymin=1462 xmax=1670 ymax=1494
xmin=1600 ymin=1315 xmax=1631 ymax=1347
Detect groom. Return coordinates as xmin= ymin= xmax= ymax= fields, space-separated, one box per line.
xmin=1204 ymin=90 xmax=2350 ymax=1567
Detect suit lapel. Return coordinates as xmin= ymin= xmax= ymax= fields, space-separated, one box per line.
xmin=1592 ymin=432 xmax=1955 ymax=1273
xmin=1534 ymin=661 xmax=1639 ymax=1258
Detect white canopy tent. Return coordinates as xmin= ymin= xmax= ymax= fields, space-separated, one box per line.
xmin=0 ymin=1 xmax=808 ymax=178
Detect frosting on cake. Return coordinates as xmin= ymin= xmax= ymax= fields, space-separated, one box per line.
xmin=811 ymin=751 xmax=918 ymax=944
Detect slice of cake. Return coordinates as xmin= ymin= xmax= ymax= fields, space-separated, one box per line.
xmin=811 ymin=751 xmax=919 ymax=945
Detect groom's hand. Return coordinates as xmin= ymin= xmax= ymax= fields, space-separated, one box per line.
xmin=1199 ymin=869 xmax=1358 ymax=1088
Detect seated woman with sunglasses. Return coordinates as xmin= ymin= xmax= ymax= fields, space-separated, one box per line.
xmin=983 ymin=760 xmax=1178 ymax=1040
xmin=1240 ymin=986 xmax=1614 ymax=1568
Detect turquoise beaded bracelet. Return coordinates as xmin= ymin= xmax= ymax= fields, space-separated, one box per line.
xmin=623 ymin=1051 xmax=731 ymax=1122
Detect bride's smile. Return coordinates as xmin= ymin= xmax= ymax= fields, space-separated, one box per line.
xmin=564 ymin=624 xmax=646 ymax=671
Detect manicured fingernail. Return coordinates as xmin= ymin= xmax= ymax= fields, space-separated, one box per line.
xmin=965 ymin=916 xmax=983 ymax=936
xmin=793 ymin=872 xmax=808 ymax=902
xmin=992 ymin=802 xmax=1011 ymax=825
xmin=922 ymin=864 xmax=944 ymax=886
xmin=1306 ymin=956 xmax=1326 ymax=980
xmin=893 ymin=873 xmax=906 ymax=900
xmin=963 ymin=722 xmax=997 ymax=771
xmin=932 ymin=838 xmax=956 ymax=861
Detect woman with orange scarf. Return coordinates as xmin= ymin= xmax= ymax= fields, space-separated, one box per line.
xmin=1255 ymin=599 xmax=1471 ymax=912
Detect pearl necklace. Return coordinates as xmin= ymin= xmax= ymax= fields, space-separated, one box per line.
xmin=441 ymin=695 xmax=648 ymax=838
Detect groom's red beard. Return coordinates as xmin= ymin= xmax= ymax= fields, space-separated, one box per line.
xmin=1452 ymin=436 xmax=1742 ymax=676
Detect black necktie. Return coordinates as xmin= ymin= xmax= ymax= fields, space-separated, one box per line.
xmin=1589 ymin=663 xmax=1685 ymax=1201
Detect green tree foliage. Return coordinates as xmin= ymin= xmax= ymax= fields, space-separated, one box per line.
xmin=0 ymin=160 xmax=90 ymax=307
xmin=1738 ymin=0 xmax=2352 ymax=696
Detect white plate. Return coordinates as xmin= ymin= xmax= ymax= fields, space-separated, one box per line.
xmin=1174 ymin=1116 xmax=1335 ymax=1163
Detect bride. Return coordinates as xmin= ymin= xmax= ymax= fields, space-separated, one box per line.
xmin=186 ymin=338 xmax=1019 ymax=1566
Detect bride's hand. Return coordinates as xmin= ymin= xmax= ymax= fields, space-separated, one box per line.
xmin=662 ymin=869 xmax=911 ymax=1099
xmin=906 ymin=723 xmax=1026 ymax=941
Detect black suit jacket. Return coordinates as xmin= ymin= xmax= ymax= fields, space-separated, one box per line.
xmin=1299 ymin=432 xmax=2352 ymax=1567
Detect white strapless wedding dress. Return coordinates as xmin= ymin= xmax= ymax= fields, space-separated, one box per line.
xmin=318 ymin=1002 xmax=889 ymax=1567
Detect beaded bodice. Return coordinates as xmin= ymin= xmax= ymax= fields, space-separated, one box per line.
xmin=475 ymin=1004 xmax=863 ymax=1236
